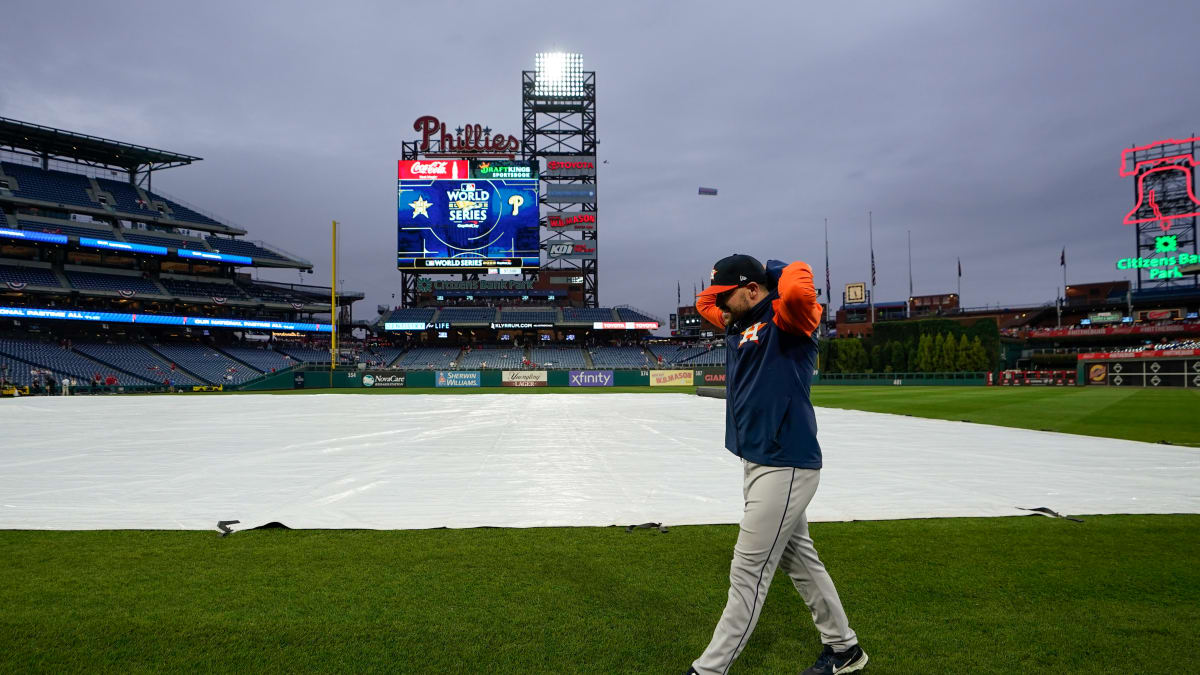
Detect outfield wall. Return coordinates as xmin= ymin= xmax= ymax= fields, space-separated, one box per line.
xmin=1078 ymin=350 xmax=1200 ymax=388
xmin=231 ymin=366 xmax=989 ymax=391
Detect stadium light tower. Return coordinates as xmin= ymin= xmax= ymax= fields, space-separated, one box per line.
xmin=524 ymin=52 xmax=598 ymax=306
xmin=534 ymin=52 xmax=584 ymax=98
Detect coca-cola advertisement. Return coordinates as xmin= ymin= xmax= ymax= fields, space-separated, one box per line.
xmin=398 ymin=159 xmax=469 ymax=180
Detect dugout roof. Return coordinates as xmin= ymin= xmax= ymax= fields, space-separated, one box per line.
xmin=0 ymin=117 xmax=201 ymax=172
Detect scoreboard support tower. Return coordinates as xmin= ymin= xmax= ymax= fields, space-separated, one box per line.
xmin=522 ymin=66 xmax=599 ymax=308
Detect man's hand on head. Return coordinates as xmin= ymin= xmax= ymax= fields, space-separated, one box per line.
xmin=765 ymin=259 xmax=789 ymax=292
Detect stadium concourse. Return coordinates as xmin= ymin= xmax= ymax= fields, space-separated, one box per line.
xmin=1 ymin=393 xmax=1196 ymax=532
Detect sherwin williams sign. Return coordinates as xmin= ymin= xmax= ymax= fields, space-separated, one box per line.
xmin=502 ymin=370 xmax=547 ymax=387
xmin=435 ymin=371 xmax=481 ymax=387
xmin=650 ymin=370 xmax=694 ymax=386
xmin=568 ymin=370 xmax=613 ymax=387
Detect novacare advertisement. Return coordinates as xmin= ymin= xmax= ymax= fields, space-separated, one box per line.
xmin=502 ymin=370 xmax=547 ymax=387
xmin=436 ymin=371 xmax=481 ymax=387
xmin=650 ymin=370 xmax=694 ymax=386
xmin=362 ymin=372 xmax=406 ymax=388
xmin=568 ymin=370 xmax=613 ymax=387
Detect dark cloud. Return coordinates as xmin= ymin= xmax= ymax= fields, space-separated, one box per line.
xmin=2 ymin=1 xmax=1197 ymax=322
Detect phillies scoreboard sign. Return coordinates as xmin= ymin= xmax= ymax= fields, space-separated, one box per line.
xmin=397 ymin=159 xmax=540 ymax=271
xmin=412 ymin=115 xmax=520 ymax=155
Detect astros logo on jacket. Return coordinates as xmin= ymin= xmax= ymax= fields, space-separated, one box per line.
xmin=739 ymin=322 xmax=766 ymax=347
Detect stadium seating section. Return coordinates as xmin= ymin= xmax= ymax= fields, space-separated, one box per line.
xmin=151 ymin=195 xmax=221 ymax=227
xmin=561 ymin=307 xmax=617 ymax=323
xmin=1107 ymin=339 xmax=1200 ymax=353
xmin=204 ymin=237 xmax=289 ymax=262
xmin=18 ymin=218 xmax=117 ymax=240
xmin=238 ymin=283 xmax=312 ymax=304
xmin=0 ymin=264 xmax=60 ymax=287
xmin=454 ymin=346 xmax=523 ymax=369
xmin=366 ymin=346 xmax=404 ymax=367
xmin=73 ymin=342 xmax=205 ymax=387
xmin=159 ymin=277 xmax=249 ymax=299
xmin=219 ymin=345 xmax=296 ymax=373
xmin=151 ymin=343 xmax=260 ymax=385
xmin=382 ymin=308 xmax=436 ymax=324
xmin=1 ymin=162 xmax=96 ymax=209
xmin=649 ymin=343 xmax=724 ymax=365
xmin=650 ymin=344 xmax=696 ymax=364
xmin=64 ymin=270 xmax=164 ymax=295
xmin=0 ymin=337 xmax=149 ymax=384
xmin=498 ymin=307 xmax=558 ymax=323
xmin=2 ymin=163 xmax=224 ymax=228
xmin=392 ymin=346 xmax=461 ymax=370
xmin=0 ymin=353 xmax=62 ymax=386
xmin=615 ymin=308 xmax=657 ymax=323
xmin=682 ymin=346 xmax=726 ymax=366
xmin=437 ymin=307 xmax=498 ymax=324
xmin=272 ymin=346 xmax=355 ymax=365
xmin=589 ymin=346 xmax=652 ymax=368
xmin=93 ymin=176 xmax=150 ymax=214
xmin=121 ymin=230 xmax=208 ymax=249
xmin=530 ymin=346 xmax=587 ymax=368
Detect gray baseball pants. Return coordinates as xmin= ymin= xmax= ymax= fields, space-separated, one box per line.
xmin=692 ymin=460 xmax=857 ymax=675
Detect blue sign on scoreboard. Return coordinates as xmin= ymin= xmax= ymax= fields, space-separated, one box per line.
xmin=397 ymin=160 xmax=540 ymax=271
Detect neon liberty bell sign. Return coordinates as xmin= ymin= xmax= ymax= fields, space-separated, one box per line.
xmin=1121 ymin=137 xmax=1200 ymax=232
xmin=1116 ymin=137 xmax=1200 ymax=279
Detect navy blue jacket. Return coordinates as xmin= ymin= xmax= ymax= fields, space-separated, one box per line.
xmin=697 ymin=260 xmax=823 ymax=468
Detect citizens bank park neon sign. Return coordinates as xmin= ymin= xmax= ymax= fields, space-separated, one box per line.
xmin=1116 ymin=136 xmax=1200 ymax=279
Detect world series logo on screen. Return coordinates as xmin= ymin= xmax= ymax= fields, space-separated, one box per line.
xmin=397 ymin=159 xmax=540 ymax=271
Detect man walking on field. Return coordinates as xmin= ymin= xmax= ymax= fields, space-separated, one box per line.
xmin=686 ymin=254 xmax=867 ymax=675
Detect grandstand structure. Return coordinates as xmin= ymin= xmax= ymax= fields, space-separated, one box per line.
xmin=0 ymin=117 xmax=362 ymax=388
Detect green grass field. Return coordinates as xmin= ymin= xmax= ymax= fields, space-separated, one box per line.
xmin=230 ymin=384 xmax=1200 ymax=447
xmin=5 ymin=386 xmax=1196 ymax=672
xmin=2 ymin=515 xmax=1196 ymax=673
xmin=809 ymin=386 xmax=1200 ymax=446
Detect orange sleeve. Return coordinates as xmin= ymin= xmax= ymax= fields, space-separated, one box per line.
xmin=771 ymin=261 xmax=822 ymax=336
xmin=695 ymin=291 xmax=726 ymax=331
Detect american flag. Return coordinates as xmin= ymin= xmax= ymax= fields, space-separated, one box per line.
xmin=870 ymin=250 xmax=876 ymax=287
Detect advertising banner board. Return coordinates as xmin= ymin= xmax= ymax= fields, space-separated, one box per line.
xmin=568 ymin=370 xmax=613 ymax=387
xmin=362 ymin=372 xmax=406 ymax=388
xmin=650 ymin=370 xmax=694 ymax=386
xmin=502 ymin=370 xmax=548 ymax=387
xmin=435 ymin=371 xmax=481 ymax=387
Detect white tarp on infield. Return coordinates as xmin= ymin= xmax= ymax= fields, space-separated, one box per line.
xmin=0 ymin=393 xmax=1196 ymax=531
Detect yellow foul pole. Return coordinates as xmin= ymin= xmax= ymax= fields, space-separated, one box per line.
xmin=330 ymin=220 xmax=338 ymax=385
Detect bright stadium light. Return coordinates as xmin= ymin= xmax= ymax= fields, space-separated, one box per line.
xmin=534 ymin=52 xmax=584 ymax=97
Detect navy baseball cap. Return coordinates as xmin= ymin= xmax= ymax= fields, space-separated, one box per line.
xmin=697 ymin=254 xmax=768 ymax=298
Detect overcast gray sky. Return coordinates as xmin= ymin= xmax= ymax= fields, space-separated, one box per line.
xmin=2 ymin=1 xmax=1197 ymax=323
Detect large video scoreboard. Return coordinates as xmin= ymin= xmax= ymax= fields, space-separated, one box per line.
xmin=397 ymin=159 xmax=540 ymax=271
